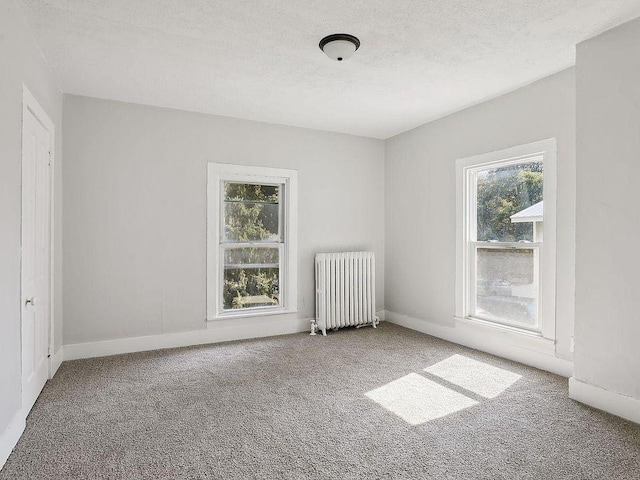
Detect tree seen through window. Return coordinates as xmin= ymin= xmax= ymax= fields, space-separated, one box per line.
xmin=223 ymin=183 xmax=281 ymax=310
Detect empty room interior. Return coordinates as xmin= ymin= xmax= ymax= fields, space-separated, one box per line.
xmin=2 ymin=0 xmax=640 ymax=478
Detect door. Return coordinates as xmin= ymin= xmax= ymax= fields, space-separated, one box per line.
xmin=21 ymin=101 xmax=52 ymax=415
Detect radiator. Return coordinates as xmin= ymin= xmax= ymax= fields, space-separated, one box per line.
xmin=312 ymin=252 xmax=378 ymax=336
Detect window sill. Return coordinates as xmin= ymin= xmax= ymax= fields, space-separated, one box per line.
xmin=207 ymin=309 xmax=298 ymax=322
xmin=454 ymin=316 xmax=556 ymax=355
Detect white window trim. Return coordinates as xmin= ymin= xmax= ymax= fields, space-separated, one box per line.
xmin=455 ymin=139 xmax=557 ymax=342
xmin=207 ymin=163 xmax=298 ymax=321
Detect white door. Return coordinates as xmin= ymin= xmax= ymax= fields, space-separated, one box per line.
xmin=21 ymin=103 xmax=52 ymax=415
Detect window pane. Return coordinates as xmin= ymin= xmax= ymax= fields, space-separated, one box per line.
xmin=223 ymin=247 xmax=280 ymax=310
xmin=225 ymin=247 xmax=279 ymax=267
xmin=476 ymin=161 xmax=543 ymax=242
xmin=223 ymin=183 xmax=280 ymax=242
xmin=475 ymin=248 xmax=538 ymax=328
xmin=224 ymin=202 xmax=279 ymax=242
xmin=225 ymin=183 xmax=279 ymax=202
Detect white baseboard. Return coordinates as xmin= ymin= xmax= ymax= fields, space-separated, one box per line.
xmin=385 ymin=310 xmax=573 ymax=377
xmin=1 ymin=348 xmax=65 ymax=471
xmin=50 ymin=348 xmax=64 ymax=378
xmin=569 ymin=377 xmax=640 ymax=424
xmin=64 ymin=316 xmax=312 ymax=361
xmin=0 ymin=411 xmax=26 ymax=471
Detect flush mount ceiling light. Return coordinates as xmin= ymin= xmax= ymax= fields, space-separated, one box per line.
xmin=319 ymin=34 xmax=360 ymax=62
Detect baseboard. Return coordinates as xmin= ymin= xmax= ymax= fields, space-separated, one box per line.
xmin=569 ymin=378 xmax=640 ymax=424
xmin=385 ymin=310 xmax=573 ymax=377
xmin=50 ymin=347 xmax=64 ymax=378
xmin=1 ymin=348 xmax=65 ymax=471
xmin=64 ymin=316 xmax=313 ymax=361
xmin=0 ymin=411 xmax=26 ymax=471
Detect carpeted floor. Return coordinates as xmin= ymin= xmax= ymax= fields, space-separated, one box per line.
xmin=2 ymin=323 xmax=639 ymax=479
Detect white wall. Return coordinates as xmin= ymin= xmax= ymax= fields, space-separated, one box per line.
xmin=0 ymin=0 xmax=63 ymax=457
xmin=385 ymin=69 xmax=576 ymax=362
xmin=62 ymin=95 xmax=385 ymax=345
xmin=574 ymin=17 xmax=640 ymax=400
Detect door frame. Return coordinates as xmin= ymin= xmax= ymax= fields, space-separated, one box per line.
xmin=21 ymin=85 xmax=56 ymax=405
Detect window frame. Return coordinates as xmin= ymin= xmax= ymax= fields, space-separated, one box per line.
xmin=455 ymin=139 xmax=557 ymax=340
xmin=207 ymin=163 xmax=298 ymax=321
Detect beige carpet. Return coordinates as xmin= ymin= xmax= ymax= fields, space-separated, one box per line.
xmin=2 ymin=323 xmax=639 ymax=479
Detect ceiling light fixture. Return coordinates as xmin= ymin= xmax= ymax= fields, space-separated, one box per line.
xmin=319 ymin=34 xmax=360 ymax=62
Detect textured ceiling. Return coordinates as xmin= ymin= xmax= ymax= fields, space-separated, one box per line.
xmin=17 ymin=0 xmax=640 ymax=138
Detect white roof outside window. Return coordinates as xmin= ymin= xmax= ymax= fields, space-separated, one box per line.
xmin=510 ymin=201 xmax=543 ymax=223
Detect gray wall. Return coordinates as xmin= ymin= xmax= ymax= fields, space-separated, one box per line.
xmin=575 ymin=18 xmax=640 ymax=399
xmin=62 ymin=95 xmax=385 ymax=344
xmin=0 ymin=0 xmax=63 ymax=437
xmin=385 ymin=69 xmax=576 ymax=360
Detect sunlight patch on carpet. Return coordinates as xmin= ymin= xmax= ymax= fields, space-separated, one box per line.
xmin=424 ymin=354 xmax=521 ymax=399
xmin=365 ymin=373 xmax=478 ymax=425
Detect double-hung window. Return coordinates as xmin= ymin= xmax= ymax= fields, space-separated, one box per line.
xmin=456 ymin=139 xmax=556 ymax=339
xmin=207 ymin=164 xmax=298 ymax=320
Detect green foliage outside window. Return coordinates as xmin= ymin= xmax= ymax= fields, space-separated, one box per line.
xmin=476 ymin=162 xmax=543 ymax=242
xmin=223 ymin=183 xmax=281 ymax=310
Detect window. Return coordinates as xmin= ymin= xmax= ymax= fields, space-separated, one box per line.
xmin=456 ymin=139 xmax=556 ymax=338
xmin=207 ymin=164 xmax=297 ymax=320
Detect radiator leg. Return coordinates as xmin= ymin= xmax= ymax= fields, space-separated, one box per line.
xmin=310 ymin=319 xmax=319 ymax=335
xmin=373 ymin=316 xmax=379 ymax=328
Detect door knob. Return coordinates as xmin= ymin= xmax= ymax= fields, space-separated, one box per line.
xmin=25 ymin=297 xmax=35 ymax=306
